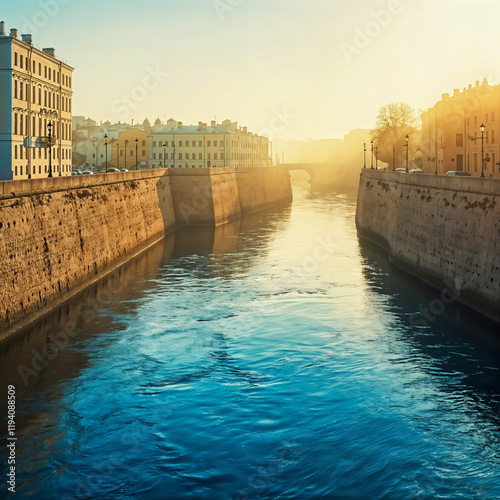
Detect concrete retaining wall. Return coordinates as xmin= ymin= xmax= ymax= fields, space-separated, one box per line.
xmin=355 ymin=169 xmax=500 ymax=323
xmin=0 ymin=167 xmax=292 ymax=338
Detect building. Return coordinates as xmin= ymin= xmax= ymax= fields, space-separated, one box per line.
xmin=149 ymin=119 xmax=271 ymax=169
xmin=111 ymin=128 xmax=149 ymax=170
xmin=421 ymin=79 xmax=500 ymax=177
xmin=0 ymin=21 xmax=74 ymax=180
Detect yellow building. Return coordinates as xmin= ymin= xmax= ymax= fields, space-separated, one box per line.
xmin=111 ymin=128 xmax=149 ymax=170
xmin=0 ymin=22 xmax=74 ymax=179
xmin=422 ymin=79 xmax=500 ymax=177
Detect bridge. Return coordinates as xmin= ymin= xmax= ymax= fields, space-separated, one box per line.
xmin=282 ymin=163 xmax=334 ymax=183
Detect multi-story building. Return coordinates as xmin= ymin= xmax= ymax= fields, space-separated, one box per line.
xmin=112 ymin=128 xmax=149 ymax=170
xmin=0 ymin=21 xmax=74 ymax=180
xmin=148 ymin=119 xmax=271 ymax=169
xmin=421 ymin=79 xmax=500 ymax=177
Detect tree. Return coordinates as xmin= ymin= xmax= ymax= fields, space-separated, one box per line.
xmin=370 ymin=103 xmax=421 ymax=168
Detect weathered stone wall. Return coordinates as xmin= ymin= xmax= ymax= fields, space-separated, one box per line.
xmin=0 ymin=167 xmax=293 ymax=338
xmin=356 ymin=169 xmax=500 ymax=323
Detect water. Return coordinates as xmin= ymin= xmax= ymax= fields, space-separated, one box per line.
xmin=1 ymin=187 xmax=500 ymax=499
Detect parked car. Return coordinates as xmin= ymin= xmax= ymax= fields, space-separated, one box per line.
xmin=395 ymin=168 xmax=406 ymax=172
xmin=81 ymin=170 xmax=94 ymax=175
xmin=409 ymin=169 xmax=424 ymax=174
xmin=445 ymin=171 xmax=471 ymax=176
xmin=121 ymin=169 xmax=129 ymax=172
xmin=71 ymin=170 xmax=82 ymax=176
xmin=107 ymin=168 xmax=121 ymax=173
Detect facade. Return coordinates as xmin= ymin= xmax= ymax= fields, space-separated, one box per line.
xmin=148 ymin=119 xmax=271 ymax=169
xmin=422 ymin=79 xmax=500 ymax=176
xmin=112 ymin=128 xmax=149 ymax=170
xmin=0 ymin=22 xmax=74 ymax=180
xmin=74 ymin=139 xmax=111 ymax=170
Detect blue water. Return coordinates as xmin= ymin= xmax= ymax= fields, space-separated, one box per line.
xmin=1 ymin=187 xmax=500 ymax=499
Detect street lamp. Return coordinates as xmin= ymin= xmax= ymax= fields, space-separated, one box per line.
xmin=47 ymin=121 xmax=53 ymax=178
xmin=104 ymin=134 xmax=108 ymax=173
xmin=480 ymin=123 xmax=485 ymax=177
xmin=363 ymin=143 xmax=366 ymax=168
xmin=392 ymin=145 xmax=395 ymax=171
xmin=163 ymin=142 xmax=167 ymax=169
xmin=405 ymin=135 xmax=409 ymax=172
xmin=124 ymin=139 xmax=129 ymax=169
xmin=135 ymin=138 xmax=138 ymax=170
xmin=375 ymin=146 xmax=378 ymax=170
xmin=370 ymin=140 xmax=374 ymax=169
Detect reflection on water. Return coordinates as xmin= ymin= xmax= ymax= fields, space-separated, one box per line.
xmin=1 ymin=188 xmax=499 ymax=500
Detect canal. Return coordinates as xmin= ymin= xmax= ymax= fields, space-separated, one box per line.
xmin=1 ymin=187 xmax=500 ymax=499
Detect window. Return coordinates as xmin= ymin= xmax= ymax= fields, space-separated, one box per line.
xmin=48 ymin=68 xmax=51 ymax=80
xmin=214 ymin=153 xmax=218 ymax=160
xmin=20 ymin=55 xmax=23 ymax=68
xmin=214 ymin=141 xmax=217 ymax=147
xmin=171 ymin=141 xmax=175 ymax=147
xmin=142 ymin=150 xmax=145 ymax=156
xmin=19 ymin=81 xmax=23 ymax=100
xmin=207 ymin=141 xmax=211 ymax=147
xmin=33 ymin=60 xmax=36 ymax=72
xmin=153 ymin=141 xmax=156 ymax=147
xmin=14 ymin=145 xmax=17 ymax=159
xmin=221 ymin=153 xmax=224 ymax=160
xmin=199 ymin=153 xmax=202 ymax=160
xmin=20 ymin=115 xmax=23 ymax=135
xmin=192 ymin=153 xmax=196 ymax=159
xmin=153 ymin=153 xmax=157 ymax=159
xmin=38 ymin=62 xmax=41 ymax=75
xmin=130 ymin=151 xmax=133 ymax=156
xmin=208 ymin=153 xmax=211 ymax=160
xmin=142 ymin=140 xmax=145 ymax=146
xmin=14 ymin=79 xmax=17 ymax=98
xmin=44 ymin=66 xmax=47 ymax=78
xmin=199 ymin=141 xmax=202 ymax=147
xmin=179 ymin=153 xmax=183 ymax=159
xmin=192 ymin=141 xmax=196 ymax=147
xmin=456 ymin=134 xmax=463 ymax=147
xmin=179 ymin=141 xmax=183 ymax=147
xmin=14 ymin=52 xmax=18 ymax=66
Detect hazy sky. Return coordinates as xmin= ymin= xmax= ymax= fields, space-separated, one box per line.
xmin=4 ymin=0 xmax=500 ymax=139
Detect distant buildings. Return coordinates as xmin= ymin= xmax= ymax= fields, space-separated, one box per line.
xmin=422 ymin=79 xmax=500 ymax=177
xmin=0 ymin=21 xmax=74 ymax=180
xmin=149 ymin=119 xmax=271 ymax=169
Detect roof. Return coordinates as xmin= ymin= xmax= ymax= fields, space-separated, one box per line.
xmin=151 ymin=125 xmax=232 ymax=135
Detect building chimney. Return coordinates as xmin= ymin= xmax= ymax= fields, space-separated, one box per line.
xmin=211 ymin=120 xmax=216 ymax=127
xmin=243 ymin=126 xmax=248 ymax=133
xmin=475 ymin=80 xmax=480 ymax=87
xmin=0 ymin=22 xmax=5 ymax=36
xmin=21 ymin=34 xmax=32 ymax=45
xmin=10 ymin=28 xmax=18 ymax=39
xmin=453 ymin=89 xmax=459 ymax=96
xmin=177 ymin=121 xmax=183 ymax=128
xmin=42 ymin=47 xmax=55 ymax=57
xmin=482 ymin=78 xmax=488 ymax=85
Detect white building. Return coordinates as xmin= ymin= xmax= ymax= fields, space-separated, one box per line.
xmin=149 ymin=119 xmax=271 ymax=169
xmin=0 ymin=21 xmax=74 ymax=179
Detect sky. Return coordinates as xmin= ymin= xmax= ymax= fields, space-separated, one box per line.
xmin=4 ymin=0 xmax=500 ymax=140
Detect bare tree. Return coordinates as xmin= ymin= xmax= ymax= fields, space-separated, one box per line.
xmin=371 ymin=103 xmax=421 ymax=168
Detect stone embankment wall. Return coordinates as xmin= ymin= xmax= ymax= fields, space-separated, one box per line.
xmin=0 ymin=167 xmax=292 ymax=338
xmin=355 ymin=169 xmax=500 ymax=323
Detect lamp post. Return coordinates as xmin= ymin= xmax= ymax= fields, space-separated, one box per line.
xmin=135 ymin=138 xmax=138 ymax=170
xmin=124 ymin=139 xmax=129 ymax=169
xmin=370 ymin=140 xmax=374 ymax=169
xmin=405 ymin=135 xmax=409 ymax=172
xmin=375 ymin=146 xmax=378 ymax=170
xmin=104 ymin=134 xmax=108 ymax=173
xmin=163 ymin=142 xmax=166 ymax=169
xmin=47 ymin=121 xmax=53 ymax=178
xmin=480 ymin=123 xmax=485 ymax=177
xmin=116 ymin=142 xmax=119 ymax=170
xmin=392 ymin=145 xmax=395 ymax=171
xmin=363 ymin=143 xmax=366 ymax=168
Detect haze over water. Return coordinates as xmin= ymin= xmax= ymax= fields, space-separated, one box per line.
xmin=1 ymin=187 xmax=499 ymax=499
